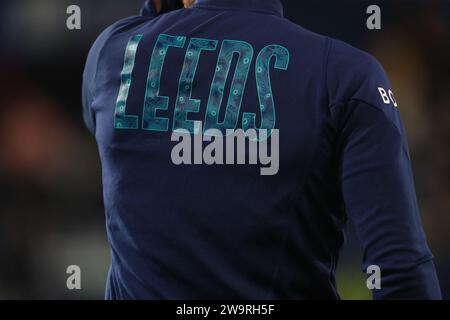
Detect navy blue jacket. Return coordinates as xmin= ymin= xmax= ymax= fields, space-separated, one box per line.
xmin=82 ymin=0 xmax=442 ymax=299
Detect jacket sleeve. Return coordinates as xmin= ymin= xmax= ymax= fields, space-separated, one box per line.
xmin=328 ymin=39 xmax=442 ymax=299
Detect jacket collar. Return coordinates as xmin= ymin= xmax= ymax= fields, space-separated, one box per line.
xmin=193 ymin=0 xmax=284 ymax=17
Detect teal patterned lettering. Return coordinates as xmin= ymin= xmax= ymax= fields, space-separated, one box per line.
xmin=173 ymin=38 xmax=218 ymax=133
xmin=204 ymin=40 xmax=254 ymax=134
xmin=242 ymin=45 xmax=290 ymax=137
xmin=114 ymin=34 xmax=143 ymax=129
xmin=142 ymin=34 xmax=186 ymax=131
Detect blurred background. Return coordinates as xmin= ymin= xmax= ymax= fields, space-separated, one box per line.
xmin=0 ymin=0 xmax=449 ymax=299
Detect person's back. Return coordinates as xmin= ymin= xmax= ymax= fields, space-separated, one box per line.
xmin=83 ymin=0 xmax=442 ymax=299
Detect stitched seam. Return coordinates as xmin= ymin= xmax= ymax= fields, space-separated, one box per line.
xmin=264 ymin=36 xmax=333 ymax=299
xmin=344 ymin=98 xmax=403 ymax=137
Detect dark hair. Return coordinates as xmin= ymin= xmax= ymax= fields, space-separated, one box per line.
xmin=160 ymin=0 xmax=184 ymax=14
